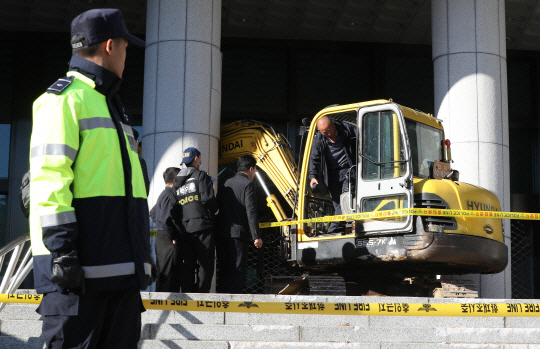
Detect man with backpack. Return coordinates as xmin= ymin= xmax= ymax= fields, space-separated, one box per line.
xmin=168 ymin=147 xmax=218 ymax=293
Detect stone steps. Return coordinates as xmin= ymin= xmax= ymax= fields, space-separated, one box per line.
xmin=1 ymin=292 xmax=540 ymax=348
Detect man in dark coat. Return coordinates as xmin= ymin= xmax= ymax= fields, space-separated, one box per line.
xmin=308 ymin=116 xmax=357 ymax=233
xmin=168 ymin=147 xmax=218 ymax=293
xmin=216 ymin=155 xmax=263 ymax=294
xmin=150 ymin=167 xmax=181 ymax=292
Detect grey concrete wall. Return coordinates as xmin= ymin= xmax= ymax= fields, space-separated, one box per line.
xmin=431 ymin=0 xmax=511 ymax=299
xmin=142 ymin=0 xmax=222 ymax=209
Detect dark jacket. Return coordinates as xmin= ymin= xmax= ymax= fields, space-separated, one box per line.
xmin=308 ymin=121 xmax=357 ymax=185
xmin=149 ymin=186 xmax=177 ymax=239
xmin=170 ymin=167 xmax=218 ymax=234
xmin=139 ymin=156 xmax=150 ymax=196
xmin=217 ymin=172 xmax=261 ymax=242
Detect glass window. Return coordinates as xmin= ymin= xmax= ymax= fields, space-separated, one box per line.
xmin=222 ymin=49 xmax=288 ymax=114
xmin=0 ymin=124 xmax=10 ymax=179
xmin=363 ymin=112 xmax=379 ymax=180
xmin=362 ymin=194 xmax=408 ymax=213
xmin=405 ymin=119 xmax=444 ymax=178
xmin=362 ymin=111 xmax=406 ymax=180
xmin=361 ymin=194 xmax=408 ymax=223
xmin=509 ymin=128 xmax=536 ymax=194
xmin=0 ymin=194 xmax=6 ymax=247
xmin=296 ymin=51 xmax=371 ymax=115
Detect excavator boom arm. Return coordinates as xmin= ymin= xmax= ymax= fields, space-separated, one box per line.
xmin=219 ymin=121 xmax=299 ymax=219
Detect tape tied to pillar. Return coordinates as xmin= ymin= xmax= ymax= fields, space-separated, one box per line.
xmin=1 ymin=294 xmax=540 ymax=317
xmin=258 ymin=208 xmax=540 ymax=229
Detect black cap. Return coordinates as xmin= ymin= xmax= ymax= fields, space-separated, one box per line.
xmin=71 ymin=9 xmax=145 ymax=49
xmin=181 ymin=147 xmax=201 ymax=164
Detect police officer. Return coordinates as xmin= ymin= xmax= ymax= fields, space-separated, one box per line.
xmin=169 ymin=147 xmax=218 ymax=293
xmin=29 ymin=9 xmax=155 ymax=349
xmin=150 ymin=167 xmax=182 ymax=292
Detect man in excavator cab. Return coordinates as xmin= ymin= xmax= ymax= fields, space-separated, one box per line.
xmin=308 ymin=116 xmax=357 ymax=233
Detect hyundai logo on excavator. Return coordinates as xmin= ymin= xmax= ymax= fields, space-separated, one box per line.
xmin=220 ymin=140 xmax=243 ymax=153
xmin=466 ymin=200 xmax=499 ymax=212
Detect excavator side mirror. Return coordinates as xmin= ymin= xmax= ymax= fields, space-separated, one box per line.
xmin=445 ymin=139 xmax=452 ymax=162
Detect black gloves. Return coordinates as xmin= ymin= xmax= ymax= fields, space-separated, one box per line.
xmin=145 ymin=257 xmax=158 ymax=286
xmin=51 ymin=250 xmax=85 ymax=294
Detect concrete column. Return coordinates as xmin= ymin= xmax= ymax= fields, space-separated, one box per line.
xmin=143 ymin=0 xmax=222 ymax=208
xmin=432 ymin=0 xmax=510 ymax=298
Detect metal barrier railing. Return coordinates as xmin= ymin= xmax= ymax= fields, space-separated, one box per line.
xmin=0 ymin=234 xmax=33 ymax=312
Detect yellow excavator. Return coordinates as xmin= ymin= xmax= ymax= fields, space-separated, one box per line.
xmin=218 ymin=100 xmax=508 ymax=297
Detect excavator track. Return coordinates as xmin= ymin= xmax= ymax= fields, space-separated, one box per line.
xmin=306 ymin=276 xmax=347 ymax=296
xmin=274 ymin=275 xmax=347 ymax=295
xmin=433 ymin=279 xmax=478 ymax=298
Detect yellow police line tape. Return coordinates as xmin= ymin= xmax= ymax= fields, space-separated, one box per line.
xmin=258 ymin=208 xmax=540 ymax=228
xmin=2 ymin=293 xmax=540 ymax=317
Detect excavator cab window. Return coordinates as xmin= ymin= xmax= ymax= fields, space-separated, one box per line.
xmin=362 ymin=111 xmax=406 ymax=181
xmin=404 ymin=119 xmax=444 ymax=178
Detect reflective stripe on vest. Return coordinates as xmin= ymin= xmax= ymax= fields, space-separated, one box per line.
xmin=79 ymin=117 xmax=116 ymax=131
xmin=82 ymin=262 xmax=152 ymax=279
xmin=40 ymin=211 xmax=77 ymax=228
xmin=120 ymin=122 xmax=133 ymax=137
xmin=30 ymin=144 xmax=77 ymax=162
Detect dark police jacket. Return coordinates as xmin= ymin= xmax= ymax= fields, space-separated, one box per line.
xmin=308 ymin=121 xmax=357 ymax=185
xmin=149 ymin=186 xmax=177 ymax=239
xmin=170 ymin=167 xmax=218 ymax=234
xmin=217 ymin=172 xmax=261 ymax=242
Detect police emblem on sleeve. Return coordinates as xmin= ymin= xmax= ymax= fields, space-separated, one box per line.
xmin=47 ymin=76 xmax=75 ymax=95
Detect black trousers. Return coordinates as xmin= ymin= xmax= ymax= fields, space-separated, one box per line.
xmin=39 ymin=288 xmax=144 ymax=349
xmin=154 ymin=231 xmax=182 ymax=292
xmin=216 ymin=237 xmax=249 ymax=294
xmin=180 ymin=228 xmax=215 ymax=293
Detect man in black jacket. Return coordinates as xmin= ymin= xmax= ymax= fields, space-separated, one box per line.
xmin=150 ymin=167 xmax=181 ymax=292
xmin=216 ymin=155 xmax=263 ymax=294
xmin=308 ymin=116 xmax=357 ymax=233
xmin=169 ymin=147 xmax=218 ymax=293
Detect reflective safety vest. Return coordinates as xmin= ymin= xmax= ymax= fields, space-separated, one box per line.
xmin=30 ymin=62 xmax=153 ymax=294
